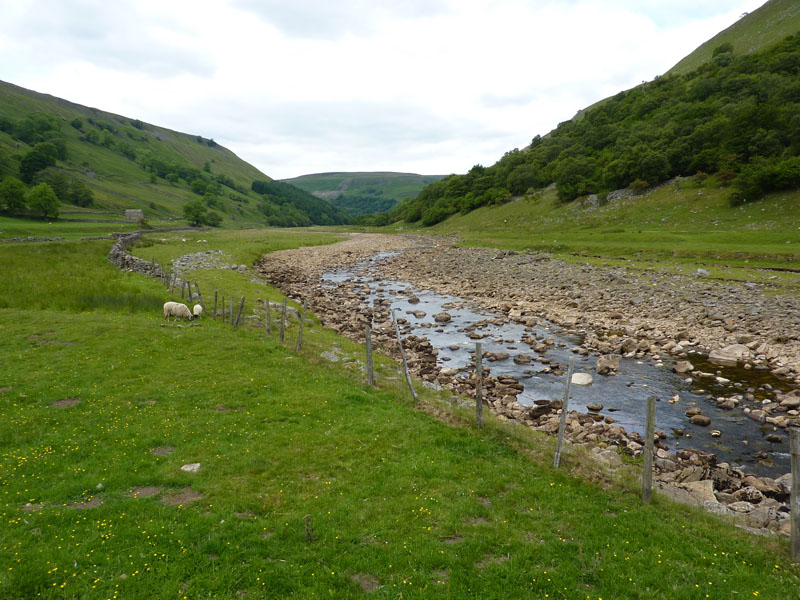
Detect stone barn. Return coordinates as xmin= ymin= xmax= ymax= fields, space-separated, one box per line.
xmin=125 ymin=209 xmax=144 ymax=221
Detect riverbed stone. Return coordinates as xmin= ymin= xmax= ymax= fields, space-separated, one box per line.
xmin=571 ymin=373 xmax=593 ymax=386
xmin=733 ymin=486 xmax=764 ymax=504
xmin=673 ymin=360 xmax=694 ymax=374
xmin=708 ymin=344 xmax=749 ymax=366
xmin=595 ymin=355 xmax=620 ymax=375
xmin=689 ymin=414 xmax=712 ymax=426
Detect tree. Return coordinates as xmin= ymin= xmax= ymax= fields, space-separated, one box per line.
xmin=205 ymin=211 xmax=223 ymax=227
xmin=19 ymin=142 xmax=58 ymax=183
xmin=183 ymin=199 xmax=207 ymax=226
xmin=0 ymin=176 xmax=27 ymax=214
xmin=27 ymin=182 xmax=59 ymax=218
xmin=190 ymin=179 xmax=207 ymax=195
xmin=69 ymin=179 xmax=94 ymax=207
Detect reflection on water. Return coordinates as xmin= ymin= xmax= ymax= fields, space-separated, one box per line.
xmin=323 ymin=255 xmax=791 ymax=477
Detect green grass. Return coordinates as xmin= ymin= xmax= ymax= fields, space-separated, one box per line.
xmin=0 ymin=216 xmax=142 ymax=241
xmin=420 ymin=182 xmax=800 ymax=292
xmin=1 ymin=230 xmax=799 ymax=598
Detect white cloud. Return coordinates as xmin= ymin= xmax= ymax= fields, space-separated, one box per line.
xmin=0 ymin=0 xmax=768 ymax=178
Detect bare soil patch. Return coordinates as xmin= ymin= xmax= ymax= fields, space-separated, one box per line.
xmin=350 ymin=573 xmax=380 ymax=592
xmin=68 ymin=497 xmax=103 ymax=510
xmin=130 ymin=486 xmax=163 ymax=498
xmin=161 ymin=487 xmax=203 ymax=506
xmin=150 ymin=445 xmax=175 ymax=456
xmin=51 ymin=397 xmax=80 ymax=409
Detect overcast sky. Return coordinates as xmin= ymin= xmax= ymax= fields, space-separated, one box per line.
xmin=0 ymin=0 xmax=768 ymax=179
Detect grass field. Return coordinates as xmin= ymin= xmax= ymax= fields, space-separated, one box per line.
xmin=1 ymin=224 xmax=799 ymax=598
xmin=391 ymin=181 xmax=800 ymax=293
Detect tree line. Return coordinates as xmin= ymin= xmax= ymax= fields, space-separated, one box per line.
xmin=370 ymin=33 xmax=800 ymax=227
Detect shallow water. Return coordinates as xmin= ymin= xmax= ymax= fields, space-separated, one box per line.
xmin=323 ymin=255 xmax=792 ymax=477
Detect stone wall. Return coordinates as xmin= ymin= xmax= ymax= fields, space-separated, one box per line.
xmin=107 ymin=228 xmax=207 ymax=278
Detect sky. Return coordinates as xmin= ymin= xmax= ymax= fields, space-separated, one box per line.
xmin=0 ymin=0 xmax=769 ymax=179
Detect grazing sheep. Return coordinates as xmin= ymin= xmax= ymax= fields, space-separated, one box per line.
xmin=192 ymin=304 xmax=203 ymax=318
xmin=163 ymin=301 xmax=194 ymax=321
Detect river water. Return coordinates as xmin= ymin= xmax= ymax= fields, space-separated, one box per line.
xmin=323 ymin=253 xmax=792 ymax=478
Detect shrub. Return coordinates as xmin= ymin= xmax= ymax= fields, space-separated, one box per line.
xmin=27 ymin=182 xmax=60 ymax=218
xmin=0 ymin=176 xmax=27 ymax=214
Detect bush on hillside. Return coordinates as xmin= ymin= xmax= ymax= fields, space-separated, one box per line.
xmin=0 ymin=176 xmax=27 ymax=214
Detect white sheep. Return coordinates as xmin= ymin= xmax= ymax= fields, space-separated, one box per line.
xmin=163 ymin=301 xmax=194 ymax=321
xmin=192 ymin=304 xmax=203 ymax=318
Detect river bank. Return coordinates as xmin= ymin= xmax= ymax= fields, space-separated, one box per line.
xmin=256 ymin=233 xmax=796 ymax=536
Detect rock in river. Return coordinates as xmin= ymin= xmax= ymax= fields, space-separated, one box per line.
xmin=708 ymin=344 xmax=749 ymax=367
xmin=571 ymin=373 xmax=593 ymax=386
xmin=595 ymin=355 xmax=620 ymax=375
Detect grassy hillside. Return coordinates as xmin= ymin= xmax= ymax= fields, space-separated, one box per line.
xmin=380 ymin=25 xmax=800 ymax=233
xmin=669 ymin=0 xmax=800 ymax=75
xmin=403 ymin=178 xmax=800 ymax=293
xmin=281 ymin=172 xmax=446 ymax=217
xmin=0 ymin=81 xmax=347 ymax=228
xmin=1 ymin=225 xmax=798 ymax=598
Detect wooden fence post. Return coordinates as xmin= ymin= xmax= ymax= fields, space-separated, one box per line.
xmin=366 ymin=324 xmax=374 ymax=386
xmin=392 ymin=309 xmax=417 ymax=401
xmin=213 ymin=291 xmax=218 ymax=320
xmin=642 ymin=396 xmax=657 ymax=504
xmin=181 ymin=280 xmax=185 ymax=299
xmin=221 ymin=294 xmax=225 ymax=321
xmin=553 ymin=357 xmax=575 ymax=469
xmin=475 ymin=342 xmax=484 ymax=428
xmin=265 ymin=300 xmax=271 ymax=335
xmin=791 ymin=427 xmax=800 ymax=561
xmin=295 ymin=301 xmax=306 ymax=351
xmin=170 ymin=273 xmax=176 ymax=294
xmin=230 ymin=297 xmax=234 ymax=326
xmin=280 ymin=298 xmax=287 ymax=342
xmin=234 ymin=296 xmax=245 ymax=328
xmin=193 ymin=282 xmax=205 ymax=311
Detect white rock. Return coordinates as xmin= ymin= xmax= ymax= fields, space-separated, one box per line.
xmin=181 ymin=463 xmax=201 ymax=473
xmin=571 ymin=372 xmax=593 ymax=386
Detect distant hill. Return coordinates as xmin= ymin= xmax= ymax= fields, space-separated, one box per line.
xmin=669 ymin=0 xmax=800 ymax=75
xmin=281 ymin=172 xmax=446 ymax=217
xmin=0 ymin=81 xmax=348 ymax=227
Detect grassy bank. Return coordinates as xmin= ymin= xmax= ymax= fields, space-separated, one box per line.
xmin=414 ymin=183 xmax=800 ymax=293
xmin=1 ymin=226 xmax=798 ymax=598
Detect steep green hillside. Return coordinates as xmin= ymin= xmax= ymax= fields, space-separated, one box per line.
xmin=0 ymin=81 xmax=348 ymax=227
xmin=381 ymin=26 xmax=800 ymax=228
xmin=281 ymin=171 xmax=445 ymax=217
xmin=669 ymin=0 xmax=800 ymax=75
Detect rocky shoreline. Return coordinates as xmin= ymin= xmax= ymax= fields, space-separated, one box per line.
xmin=256 ymin=233 xmax=796 ymax=536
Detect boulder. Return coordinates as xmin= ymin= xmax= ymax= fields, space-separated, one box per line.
xmin=682 ymin=479 xmax=717 ymax=504
xmin=586 ymin=403 xmax=603 ymax=412
xmin=595 ymin=355 xmax=620 ymax=375
xmin=571 ymin=373 xmax=593 ymax=386
xmin=433 ymin=312 xmax=452 ymax=323
xmin=673 ymin=360 xmax=694 ymax=374
xmin=708 ymin=344 xmax=749 ymax=367
xmin=733 ymin=486 xmax=764 ymax=504
xmin=689 ymin=414 xmax=712 ymax=426
xmin=513 ymin=353 xmax=533 ymax=365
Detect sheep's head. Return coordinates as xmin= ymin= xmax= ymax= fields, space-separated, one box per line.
xmin=188 ymin=314 xmax=194 ymax=321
